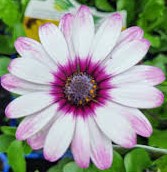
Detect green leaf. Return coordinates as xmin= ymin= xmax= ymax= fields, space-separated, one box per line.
xmin=0 ymin=126 xmax=16 ymax=136
xmin=95 ymin=0 xmax=114 ymax=12
xmin=0 ymin=35 xmax=15 ymax=54
xmin=0 ymin=57 xmax=10 ymax=76
xmin=0 ymin=0 xmax=21 ymax=26
xmin=110 ymin=151 xmax=125 ymax=172
xmin=7 ymin=140 xmax=26 ymax=172
xmin=144 ymin=54 xmax=167 ymax=74
xmin=124 ymin=148 xmax=152 ymax=172
xmin=117 ymin=0 xmax=135 ymax=24
xmin=63 ymin=162 xmax=83 ymax=172
xmin=152 ymin=155 xmax=167 ymax=172
xmin=47 ymin=158 xmax=72 ymax=172
xmin=149 ymin=130 xmax=167 ymax=149
xmin=137 ymin=0 xmax=165 ymax=32
xmin=11 ymin=23 xmax=26 ymax=46
xmin=0 ymin=135 xmax=15 ymax=152
xmin=54 ymin=0 xmax=73 ymax=11
xmin=144 ymin=33 xmax=161 ymax=48
xmin=22 ymin=141 xmax=32 ymax=155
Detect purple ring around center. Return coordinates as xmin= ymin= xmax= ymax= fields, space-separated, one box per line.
xmin=50 ymin=57 xmax=112 ymax=118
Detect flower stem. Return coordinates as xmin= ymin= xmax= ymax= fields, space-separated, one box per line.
xmin=113 ymin=144 xmax=167 ymax=157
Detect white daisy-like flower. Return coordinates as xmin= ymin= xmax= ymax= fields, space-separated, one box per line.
xmin=1 ymin=5 xmax=165 ymax=170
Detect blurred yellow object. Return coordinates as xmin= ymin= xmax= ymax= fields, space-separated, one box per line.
xmin=23 ymin=0 xmax=75 ymax=41
xmin=24 ymin=17 xmax=59 ymax=41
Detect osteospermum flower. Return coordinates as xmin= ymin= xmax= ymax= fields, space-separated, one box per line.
xmin=1 ymin=5 xmax=165 ymax=170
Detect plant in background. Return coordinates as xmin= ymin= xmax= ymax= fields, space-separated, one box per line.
xmin=0 ymin=0 xmax=167 ymax=172
xmin=1 ymin=5 xmax=165 ymax=170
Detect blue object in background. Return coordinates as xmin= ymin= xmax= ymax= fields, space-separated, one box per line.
xmin=9 ymin=119 xmax=17 ymax=127
xmin=10 ymin=54 xmax=17 ymax=59
xmin=0 ymin=153 xmax=10 ymax=172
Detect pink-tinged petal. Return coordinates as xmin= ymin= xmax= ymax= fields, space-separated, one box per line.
xmin=103 ymin=102 xmax=152 ymax=137
xmin=44 ymin=114 xmax=75 ymax=162
xmin=72 ymin=5 xmax=94 ymax=58
xmin=59 ymin=13 xmax=75 ymax=59
xmin=91 ymin=13 xmax=122 ymax=61
xmin=111 ymin=65 xmax=165 ymax=86
xmin=27 ymin=131 xmax=46 ymax=150
xmin=27 ymin=120 xmax=54 ymax=150
xmin=16 ymin=104 xmax=57 ymax=140
xmin=106 ymin=39 xmax=150 ymax=75
xmin=94 ymin=102 xmax=136 ymax=148
xmin=14 ymin=37 xmax=55 ymax=70
xmin=124 ymin=109 xmax=153 ymax=137
xmin=117 ymin=26 xmax=143 ymax=45
xmin=59 ymin=13 xmax=74 ymax=40
xmin=110 ymin=84 xmax=164 ymax=109
xmin=5 ymin=92 xmax=54 ymax=118
xmin=88 ymin=118 xmax=113 ymax=170
xmin=8 ymin=58 xmax=54 ymax=84
xmin=39 ymin=23 xmax=69 ymax=64
xmin=1 ymin=74 xmax=50 ymax=95
xmin=71 ymin=116 xmax=90 ymax=168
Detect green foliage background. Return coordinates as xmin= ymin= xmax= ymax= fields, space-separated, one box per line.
xmin=0 ymin=0 xmax=167 ymax=171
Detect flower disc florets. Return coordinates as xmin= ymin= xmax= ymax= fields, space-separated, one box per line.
xmin=64 ymin=72 xmax=97 ymax=106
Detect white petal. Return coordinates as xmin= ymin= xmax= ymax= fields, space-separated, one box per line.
xmin=5 ymin=92 xmax=54 ymax=118
xmin=102 ymin=102 xmax=152 ymax=137
xmin=91 ymin=13 xmax=122 ymax=61
xmin=71 ymin=116 xmax=90 ymax=168
xmin=123 ymin=109 xmax=152 ymax=137
xmin=27 ymin=120 xmax=54 ymax=150
xmin=8 ymin=58 xmax=54 ymax=84
xmin=14 ymin=37 xmax=55 ymax=70
xmin=1 ymin=74 xmax=50 ymax=95
xmin=110 ymin=84 xmax=164 ymax=108
xmin=106 ymin=39 xmax=150 ymax=75
xmin=39 ymin=23 xmax=69 ymax=64
xmin=94 ymin=102 xmax=136 ymax=148
xmin=16 ymin=104 xmax=58 ymax=140
xmin=117 ymin=26 xmax=143 ymax=45
xmin=72 ymin=5 xmax=94 ymax=58
xmin=111 ymin=65 xmax=165 ymax=86
xmin=88 ymin=118 xmax=113 ymax=170
xmin=59 ymin=13 xmax=75 ymax=59
xmin=44 ymin=114 xmax=75 ymax=162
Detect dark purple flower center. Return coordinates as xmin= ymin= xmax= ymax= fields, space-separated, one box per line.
xmin=51 ymin=58 xmax=111 ymax=117
xmin=64 ymin=72 xmax=97 ymax=106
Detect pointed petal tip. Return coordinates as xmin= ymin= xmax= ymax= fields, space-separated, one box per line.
xmin=76 ymin=161 xmax=90 ymax=169
xmin=122 ymin=138 xmax=137 ymax=148
xmin=141 ymin=128 xmax=153 ymax=138
xmin=111 ymin=13 xmax=122 ymax=20
xmin=27 ymin=139 xmax=40 ymax=150
xmin=78 ymin=5 xmax=91 ymax=13
xmin=96 ymin=157 xmax=112 ymax=170
xmin=62 ymin=13 xmax=73 ymax=20
xmin=141 ymin=38 xmax=151 ymax=48
xmin=0 ymin=75 xmax=9 ymax=89
xmin=155 ymin=68 xmax=166 ymax=84
xmin=15 ymin=131 xmax=23 ymax=141
xmin=156 ymin=91 xmax=164 ymax=107
xmin=43 ymin=151 xmax=57 ymax=162
xmin=131 ymin=26 xmax=144 ymax=37
xmin=147 ymin=67 xmax=166 ymax=85
xmin=39 ymin=23 xmax=56 ymax=35
xmin=97 ymin=164 xmax=112 ymax=170
xmin=5 ymin=105 xmax=12 ymax=119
